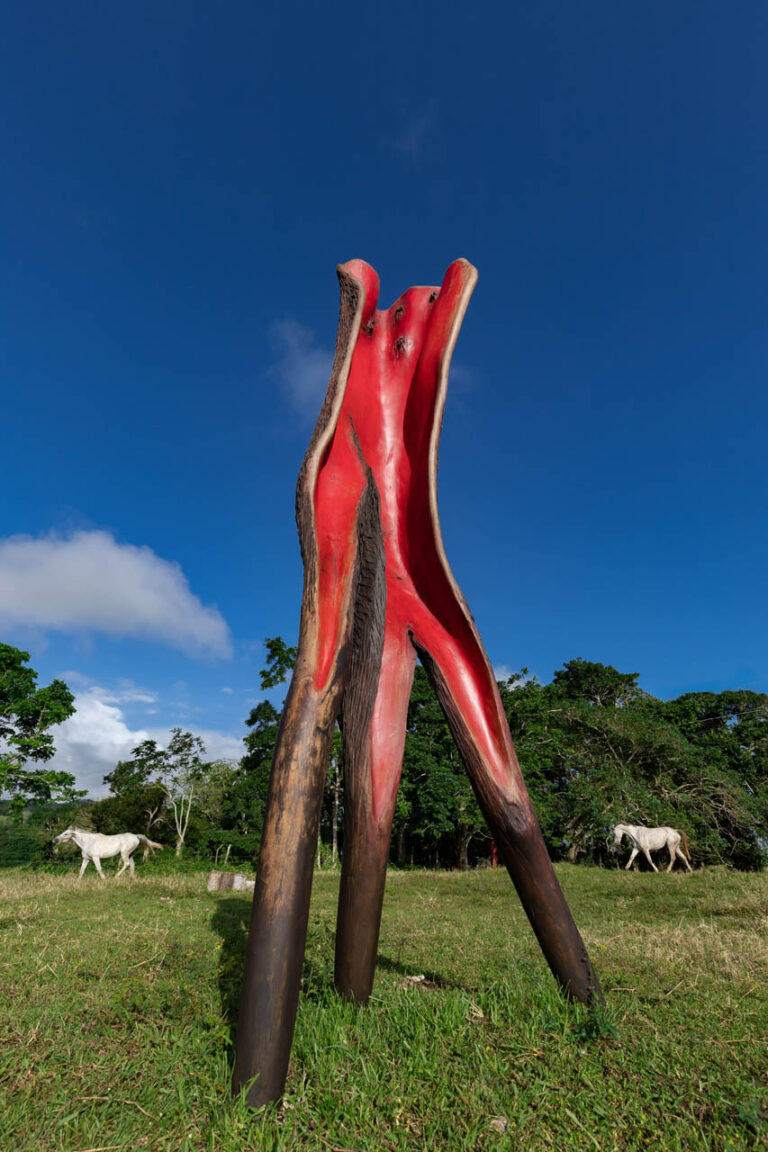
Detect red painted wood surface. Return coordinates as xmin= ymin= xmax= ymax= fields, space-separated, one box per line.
xmin=316 ymin=258 xmax=524 ymax=824
xmin=234 ymin=258 xmax=603 ymax=1109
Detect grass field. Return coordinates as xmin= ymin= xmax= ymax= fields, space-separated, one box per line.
xmin=1 ymin=862 xmax=766 ymax=1152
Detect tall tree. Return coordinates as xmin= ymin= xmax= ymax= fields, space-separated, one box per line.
xmin=0 ymin=644 xmax=81 ymax=818
xmin=104 ymin=742 xmax=165 ymax=795
xmin=89 ymin=783 xmax=167 ymax=838
xmin=102 ymin=743 xmax=167 ymax=835
xmin=156 ymin=728 xmax=208 ymax=856
xmin=216 ymin=700 xmax=281 ymax=863
xmin=103 ymin=728 xmax=214 ymax=855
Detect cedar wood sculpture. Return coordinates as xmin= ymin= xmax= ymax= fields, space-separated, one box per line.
xmin=233 ymin=258 xmax=603 ymax=1107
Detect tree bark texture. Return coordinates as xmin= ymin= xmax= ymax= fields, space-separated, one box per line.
xmin=233 ymin=259 xmax=603 ymax=1108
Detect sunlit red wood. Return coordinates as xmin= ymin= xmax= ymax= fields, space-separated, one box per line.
xmin=233 ymin=259 xmax=603 ymax=1109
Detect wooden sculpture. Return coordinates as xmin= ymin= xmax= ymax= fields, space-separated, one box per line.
xmin=233 ymin=259 xmax=603 ymax=1107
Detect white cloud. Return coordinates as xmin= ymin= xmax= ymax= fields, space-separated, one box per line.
xmin=447 ymin=361 xmax=476 ymax=395
xmin=48 ymin=685 xmax=244 ymax=797
xmin=58 ymin=673 xmax=158 ymax=707
xmin=0 ymin=530 xmax=232 ymax=658
xmin=268 ymin=319 xmax=331 ymax=414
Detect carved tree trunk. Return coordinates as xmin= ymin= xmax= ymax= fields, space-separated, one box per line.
xmin=233 ymin=259 xmax=603 ymax=1108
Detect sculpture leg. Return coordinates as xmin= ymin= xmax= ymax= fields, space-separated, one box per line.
xmin=335 ymin=823 xmax=392 ymax=1003
xmin=489 ymin=809 xmax=602 ymax=1003
xmin=335 ymin=633 xmax=416 ymax=1002
xmin=233 ymin=670 xmax=341 ymax=1107
xmin=417 ymin=645 xmax=603 ymax=1006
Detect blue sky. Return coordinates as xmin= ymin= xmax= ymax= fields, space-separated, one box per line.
xmin=1 ymin=1 xmax=766 ymax=795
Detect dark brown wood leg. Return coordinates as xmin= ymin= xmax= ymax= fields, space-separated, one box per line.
xmin=490 ymin=805 xmax=602 ymax=1004
xmin=233 ymin=672 xmax=341 ymax=1107
xmin=418 ymin=646 xmax=603 ymax=1006
xmin=335 ymin=823 xmax=392 ymax=1003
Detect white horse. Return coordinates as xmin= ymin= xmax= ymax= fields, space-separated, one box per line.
xmin=52 ymin=827 xmax=164 ymax=879
xmin=612 ymin=823 xmax=693 ymax=873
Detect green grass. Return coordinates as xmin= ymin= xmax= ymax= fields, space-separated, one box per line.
xmin=1 ymin=863 xmax=766 ymax=1151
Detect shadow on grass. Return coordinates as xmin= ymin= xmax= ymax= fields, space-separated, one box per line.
xmin=210 ymin=895 xmax=251 ymax=1062
xmin=375 ymin=952 xmax=465 ymax=991
xmin=209 ymin=896 xmax=460 ymax=1062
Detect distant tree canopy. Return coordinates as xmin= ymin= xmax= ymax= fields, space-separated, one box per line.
xmin=500 ymin=660 xmax=768 ymax=870
xmin=217 ymin=645 xmax=768 ymax=872
xmin=8 ymin=636 xmax=765 ymax=873
xmin=89 ymin=729 xmax=236 ymax=857
xmin=0 ymin=643 xmax=81 ymax=818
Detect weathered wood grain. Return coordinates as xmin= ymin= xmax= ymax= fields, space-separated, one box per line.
xmin=234 ymin=258 xmax=603 ymax=1109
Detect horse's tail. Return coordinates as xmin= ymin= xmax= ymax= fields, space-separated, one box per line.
xmin=136 ymin=835 xmax=164 ymax=860
xmin=680 ymin=831 xmax=691 ymax=862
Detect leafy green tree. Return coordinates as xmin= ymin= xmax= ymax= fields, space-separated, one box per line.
xmin=224 ymin=637 xmax=347 ymax=868
xmin=551 ymin=658 xmax=644 ymax=708
xmin=0 ymin=644 xmax=82 ymax=818
xmin=260 ymin=636 xmax=298 ymax=690
xmin=501 ymin=661 xmax=767 ymax=870
xmin=100 ymin=728 xmax=224 ymax=855
xmin=155 ymin=728 xmax=208 ymax=856
xmin=399 ymin=667 xmax=487 ymax=868
xmin=215 ymin=700 xmax=281 ymax=863
xmin=104 ymin=742 xmax=165 ymax=795
xmin=89 ymin=784 xmax=168 ymax=839
xmin=653 ymin=690 xmax=768 ymax=868
xmin=100 ymin=743 xmax=168 ymax=836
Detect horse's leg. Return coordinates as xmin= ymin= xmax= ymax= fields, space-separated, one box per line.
xmin=667 ymin=843 xmax=676 ymax=872
xmin=641 ymin=847 xmax=658 ymax=872
xmin=93 ymin=855 xmax=106 ymax=880
xmin=78 ymin=856 xmax=89 ymax=880
xmin=625 ymin=847 xmax=639 ymax=870
xmin=128 ymin=852 xmax=136 ymax=878
xmin=115 ymin=854 xmax=128 ymax=878
xmin=676 ymin=847 xmax=693 ymax=872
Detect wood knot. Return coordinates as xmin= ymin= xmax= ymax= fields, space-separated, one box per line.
xmin=428 ymin=291 xmax=438 ymax=303
xmin=394 ymin=305 xmax=405 ymax=322
xmin=394 ymin=335 xmax=409 ymax=357
xmin=362 ymin=317 xmax=376 ymax=335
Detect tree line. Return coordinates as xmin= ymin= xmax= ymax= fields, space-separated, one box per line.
xmin=2 ymin=640 xmax=766 ymax=870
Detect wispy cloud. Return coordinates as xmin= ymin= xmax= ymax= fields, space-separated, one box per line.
xmin=0 ymin=530 xmax=232 ymax=658
xmin=59 ymin=672 xmax=158 ymax=707
xmin=389 ymin=102 xmax=438 ymax=165
xmin=447 ymin=360 xmax=478 ymax=400
xmin=268 ymin=319 xmax=332 ymax=415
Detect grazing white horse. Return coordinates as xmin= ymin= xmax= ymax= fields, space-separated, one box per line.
xmin=52 ymin=827 xmax=164 ymax=880
xmin=612 ymin=823 xmax=693 ymax=873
